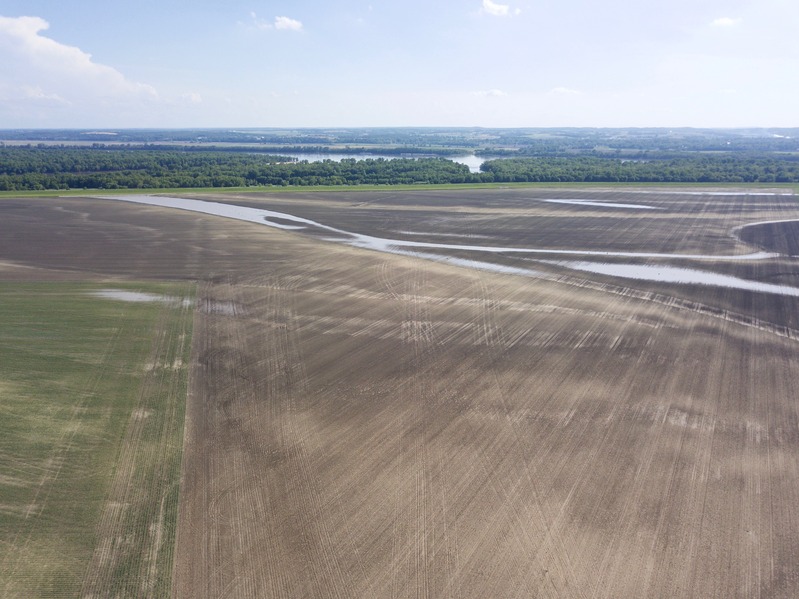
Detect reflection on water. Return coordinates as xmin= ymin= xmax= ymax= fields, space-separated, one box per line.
xmin=450 ymin=155 xmax=487 ymax=173
xmin=283 ymin=153 xmax=485 ymax=173
xmin=547 ymin=261 xmax=799 ymax=297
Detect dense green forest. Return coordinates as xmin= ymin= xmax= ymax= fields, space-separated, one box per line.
xmin=479 ymin=155 xmax=799 ymax=183
xmin=2 ymin=147 xmax=799 ymax=190
xmin=0 ymin=148 xmax=474 ymax=190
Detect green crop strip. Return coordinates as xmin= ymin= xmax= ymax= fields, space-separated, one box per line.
xmin=0 ymin=282 xmax=194 ymax=598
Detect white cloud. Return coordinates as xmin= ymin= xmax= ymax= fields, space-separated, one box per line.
xmin=549 ymin=87 xmax=582 ymax=96
xmin=480 ymin=0 xmax=519 ymax=17
xmin=0 ymin=15 xmax=159 ymax=125
xmin=21 ymin=85 xmax=67 ymax=103
xmin=472 ymin=89 xmax=507 ymax=97
xmin=0 ymin=16 xmax=258 ymax=129
xmin=710 ymin=17 xmax=742 ymax=27
xmin=275 ymin=16 xmax=303 ymax=31
xmin=248 ymin=12 xmax=303 ymax=32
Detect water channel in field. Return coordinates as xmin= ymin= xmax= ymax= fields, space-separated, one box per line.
xmin=94 ymin=195 xmax=799 ymax=296
xmin=542 ymin=199 xmax=661 ymax=210
xmin=541 ymin=261 xmax=799 ymax=297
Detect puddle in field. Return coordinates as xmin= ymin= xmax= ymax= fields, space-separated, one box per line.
xmin=92 ymin=289 xmax=192 ymax=305
xmin=543 ymin=199 xmax=661 ymax=210
xmin=93 ymin=290 xmax=169 ymax=302
xmin=545 ymin=261 xmax=799 ymax=297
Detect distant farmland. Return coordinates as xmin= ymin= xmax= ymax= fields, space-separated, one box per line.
xmin=2 ymin=186 xmax=799 ymax=598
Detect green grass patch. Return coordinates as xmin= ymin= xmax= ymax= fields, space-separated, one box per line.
xmin=0 ymin=281 xmax=194 ymax=598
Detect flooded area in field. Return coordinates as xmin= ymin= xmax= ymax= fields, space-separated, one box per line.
xmin=543 ymin=199 xmax=661 ymax=210
xmin=93 ymin=289 xmax=171 ymax=302
xmin=733 ymin=218 xmax=799 ymax=231
xmin=546 ymin=261 xmax=799 ymax=297
xmin=345 ymin=235 xmax=774 ymax=261
xmin=96 ymin=195 xmax=311 ymax=230
xmin=399 ymin=251 xmax=544 ymax=277
xmin=394 ymin=231 xmax=494 ymax=240
xmin=92 ymin=289 xmax=192 ymax=305
xmin=95 ymin=194 xmax=799 ymax=296
xmin=620 ymin=190 xmax=794 ymax=197
xmin=97 ymin=195 xmax=778 ymax=262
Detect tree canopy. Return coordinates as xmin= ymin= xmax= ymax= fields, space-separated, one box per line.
xmin=2 ymin=146 xmax=798 ymax=191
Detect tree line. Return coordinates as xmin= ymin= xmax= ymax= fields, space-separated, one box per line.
xmin=2 ymin=147 xmax=798 ymax=191
xmin=479 ymin=155 xmax=799 ymax=183
xmin=0 ymin=148 xmax=475 ymax=190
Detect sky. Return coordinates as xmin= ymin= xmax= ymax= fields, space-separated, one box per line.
xmin=0 ymin=0 xmax=797 ymax=128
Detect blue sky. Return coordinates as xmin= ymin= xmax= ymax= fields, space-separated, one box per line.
xmin=1 ymin=0 xmax=797 ymax=128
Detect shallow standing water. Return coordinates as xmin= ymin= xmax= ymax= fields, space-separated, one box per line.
xmin=91 ymin=289 xmax=191 ymax=305
xmin=546 ymin=261 xmax=799 ymax=297
xmin=94 ymin=195 xmax=799 ymax=296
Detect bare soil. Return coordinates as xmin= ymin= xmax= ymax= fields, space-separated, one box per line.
xmin=3 ymin=188 xmax=799 ymax=598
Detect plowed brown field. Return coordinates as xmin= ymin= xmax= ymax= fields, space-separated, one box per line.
xmin=2 ymin=188 xmax=799 ymax=598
